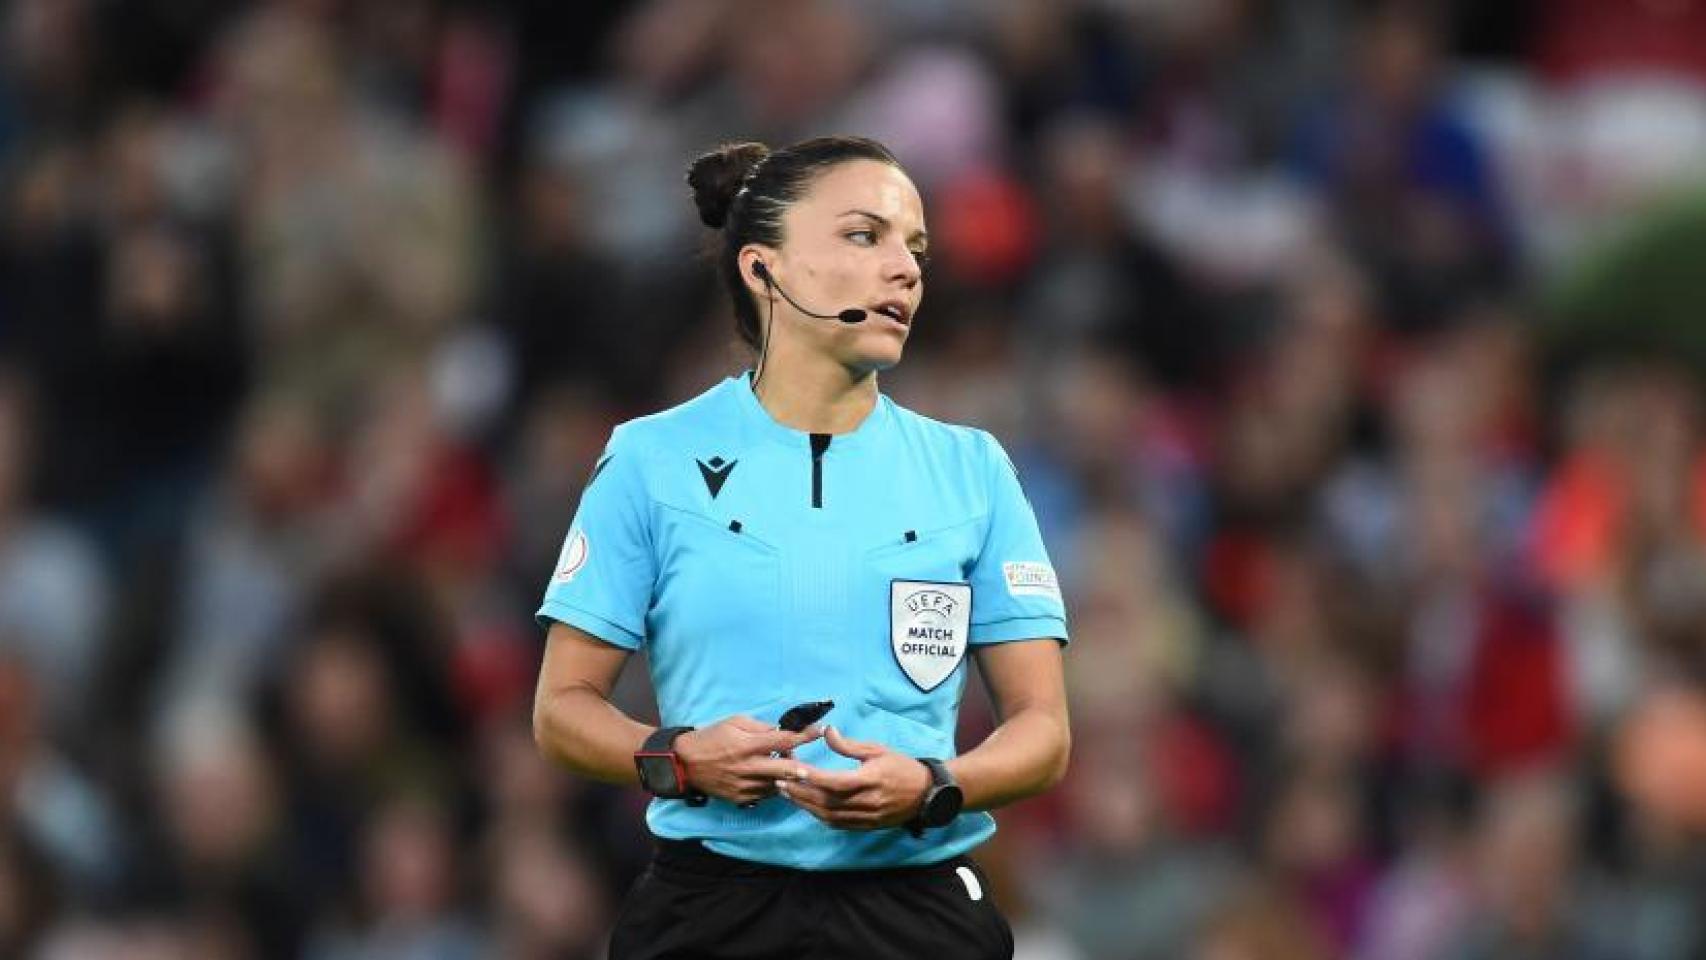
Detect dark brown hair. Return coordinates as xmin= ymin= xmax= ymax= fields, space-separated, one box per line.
xmin=686 ymin=136 xmax=901 ymax=350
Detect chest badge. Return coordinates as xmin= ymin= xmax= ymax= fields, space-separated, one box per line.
xmin=890 ymin=580 xmax=972 ymax=692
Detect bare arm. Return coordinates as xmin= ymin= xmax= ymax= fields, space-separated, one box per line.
xmin=949 ymin=637 xmax=1071 ymax=811
xmin=532 ymin=621 xmax=650 ymax=784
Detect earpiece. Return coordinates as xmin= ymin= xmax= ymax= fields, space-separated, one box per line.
xmin=751 ymin=261 xmax=771 ymax=285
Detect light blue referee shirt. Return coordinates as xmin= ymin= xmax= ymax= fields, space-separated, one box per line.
xmin=537 ymin=373 xmax=1069 ymax=870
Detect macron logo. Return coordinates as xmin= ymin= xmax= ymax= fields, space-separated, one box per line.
xmin=696 ymin=456 xmax=737 ymax=499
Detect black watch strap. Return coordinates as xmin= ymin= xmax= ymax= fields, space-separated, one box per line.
xmin=641 ymin=725 xmax=694 ymax=754
xmin=639 ymin=726 xmax=708 ymax=806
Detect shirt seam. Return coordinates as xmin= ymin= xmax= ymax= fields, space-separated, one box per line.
xmin=654 ymin=500 xmax=783 ymax=552
xmin=970 ymin=612 xmax=1067 ymax=629
xmin=972 ymin=430 xmax=1001 ymax=570
xmin=538 ymin=599 xmax=643 ymax=648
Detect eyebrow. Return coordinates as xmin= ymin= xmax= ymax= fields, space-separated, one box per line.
xmin=838 ymin=209 xmax=929 ymax=247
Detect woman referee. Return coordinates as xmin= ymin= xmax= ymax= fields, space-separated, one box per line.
xmin=532 ymin=136 xmax=1070 ymax=959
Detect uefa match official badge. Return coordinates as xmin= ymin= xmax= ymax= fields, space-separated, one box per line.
xmin=890 ymin=580 xmax=972 ymax=692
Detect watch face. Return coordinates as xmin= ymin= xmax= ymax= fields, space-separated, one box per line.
xmin=924 ymin=784 xmax=964 ymax=826
xmin=637 ymin=754 xmax=682 ymax=794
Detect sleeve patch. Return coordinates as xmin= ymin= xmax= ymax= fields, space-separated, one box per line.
xmin=1002 ymin=561 xmax=1059 ymax=600
xmin=554 ymin=529 xmax=590 ymax=582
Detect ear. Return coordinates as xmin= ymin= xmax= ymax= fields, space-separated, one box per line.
xmin=738 ymin=245 xmax=776 ymax=298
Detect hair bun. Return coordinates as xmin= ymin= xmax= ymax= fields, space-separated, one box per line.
xmin=686 ymin=142 xmax=769 ymax=229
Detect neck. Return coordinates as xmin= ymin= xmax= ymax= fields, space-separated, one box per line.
xmin=752 ymin=342 xmax=878 ymax=435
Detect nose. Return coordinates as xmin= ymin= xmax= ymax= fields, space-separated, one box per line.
xmin=884 ymin=239 xmax=921 ymax=287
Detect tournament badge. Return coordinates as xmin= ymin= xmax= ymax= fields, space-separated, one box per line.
xmin=554 ymin=529 xmax=589 ymax=583
xmin=890 ymin=581 xmax=972 ymax=692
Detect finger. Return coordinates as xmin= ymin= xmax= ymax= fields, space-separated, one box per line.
xmin=758 ymin=726 xmax=819 ymax=755
xmin=776 ymin=779 xmax=868 ymax=810
xmin=776 ymin=781 xmax=835 ymax=820
xmin=777 ymin=779 xmax=828 ymax=807
xmin=745 ymin=758 xmax=817 ymax=783
xmin=795 ymin=767 xmax=865 ymax=795
xmin=824 ymin=725 xmax=885 ymax=761
xmin=779 ymin=784 xmax=879 ymax=831
xmin=803 ymin=785 xmax=885 ymax=816
xmin=734 ymin=784 xmax=778 ymax=805
xmin=769 ymin=725 xmax=825 ymax=756
xmin=791 ymin=723 xmax=827 ymax=747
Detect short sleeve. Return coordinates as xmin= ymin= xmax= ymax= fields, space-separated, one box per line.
xmin=535 ymin=426 xmax=656 ymax=650
xmin=966 ymin=432 xmax=1070 ymax=646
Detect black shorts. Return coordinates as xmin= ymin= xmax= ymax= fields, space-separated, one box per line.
xmin=608 ymin=838 xmax=1015 ymax=960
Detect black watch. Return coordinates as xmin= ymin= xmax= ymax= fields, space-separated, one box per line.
xmin=635 ymin=726 xmax=708 ymax=806
xmin=906 ymin=758 xmax=964 ymax=837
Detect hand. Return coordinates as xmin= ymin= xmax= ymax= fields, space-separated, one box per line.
xmin=673 ymin=716 xmax=824 ymax=805
xmin=776 ymin=727 xmax=932 ymax=830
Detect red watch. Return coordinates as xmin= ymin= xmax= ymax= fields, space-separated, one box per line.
xmin=635 ymin=726 xmax=708 ymax=806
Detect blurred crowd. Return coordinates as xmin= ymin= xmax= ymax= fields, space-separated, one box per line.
xmin=5 ymin=0 xmax=1706 ymax=957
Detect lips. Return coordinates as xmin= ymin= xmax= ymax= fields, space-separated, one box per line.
xmin=870 ymin=301 xmax=911 ymax=325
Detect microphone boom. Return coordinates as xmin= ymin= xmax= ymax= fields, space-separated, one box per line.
xmin=758 ymin=265 xmax=867 ymax=324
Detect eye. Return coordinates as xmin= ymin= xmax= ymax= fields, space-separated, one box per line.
xmin=912 ymin=249 xmax=932 ymax=271
xmin=845 ymin=229 xmax=877 ymax=245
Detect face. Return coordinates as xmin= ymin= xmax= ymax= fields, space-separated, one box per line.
xmin=744 ymin=159 xmax=927 ymax=373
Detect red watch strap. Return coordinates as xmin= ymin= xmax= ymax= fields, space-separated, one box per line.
xmin=637 ymin=726 xmax=706 ymax=805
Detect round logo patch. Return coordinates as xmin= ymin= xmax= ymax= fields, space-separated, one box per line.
xmin=554 ymin=529 xmax=589 ymax=583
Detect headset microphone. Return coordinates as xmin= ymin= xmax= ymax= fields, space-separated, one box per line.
xmin=752 ymin=261 xmax=866 ymax=324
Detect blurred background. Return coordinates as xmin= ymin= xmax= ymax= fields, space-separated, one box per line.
xmin=5 ymin=0 xmax=1706 ymax=957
